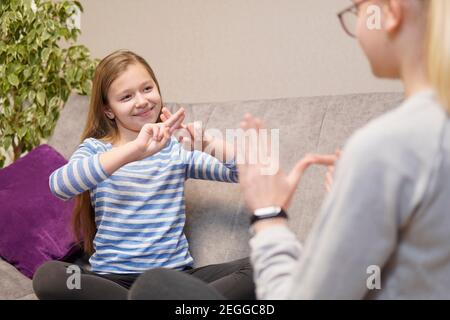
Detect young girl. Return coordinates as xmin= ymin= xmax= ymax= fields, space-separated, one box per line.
xmin=130 ymin=0 xmax=450 ymax=299
xmin=32 ymin=50 xmax=255 ymax=300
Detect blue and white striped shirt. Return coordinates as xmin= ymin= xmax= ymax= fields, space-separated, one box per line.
xmin=49 ymin=137 xmax=238 ymax=274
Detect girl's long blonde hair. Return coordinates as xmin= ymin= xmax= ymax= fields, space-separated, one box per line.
xmin=73 ymin=50 xmax=163 ymax=255
xmin=427 ymin=0 xmax=450 ymax=112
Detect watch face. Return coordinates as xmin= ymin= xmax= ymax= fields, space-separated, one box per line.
xmin=254 ymin=207 xmax=282 ymax=218
xmin=250 ymin=207 xmax=288 ymax=225
xmin=250 ymin=207 xmax=287 ymax=227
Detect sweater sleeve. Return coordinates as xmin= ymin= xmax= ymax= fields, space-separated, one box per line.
xmin=178 ymin=141 xmax=238 ymax=183
xmin=49 ymin=138 xmax=110 ymax=200
xmin=249 ymin=226 xmax=303 ymax=300
xmin=250 ymin=129 xmax=417 ymax=299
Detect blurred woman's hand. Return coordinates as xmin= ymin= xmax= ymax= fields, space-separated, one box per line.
xmin=237 ymin=113 xmax=337 ymax=212
xmin=324 ymin=149 xmax=341 ymax=193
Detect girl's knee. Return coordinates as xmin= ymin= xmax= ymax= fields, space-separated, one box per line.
xmin=32 ymin=261 xmax=70 ymax=300
xmin=129 ymin=268 xmax=224 ymax=300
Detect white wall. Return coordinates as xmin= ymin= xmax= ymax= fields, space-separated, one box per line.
xmin=77 ymin=0 xmax=403 ymax=103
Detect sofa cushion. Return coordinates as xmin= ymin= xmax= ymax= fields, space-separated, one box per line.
xmin=0 ymin=257 xmax=36 ymax=299
xmin=0 ymin=144 xmax=77 ymax=279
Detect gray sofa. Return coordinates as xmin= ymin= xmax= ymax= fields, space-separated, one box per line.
xmin=0 ymin=92 xmax=403 ymax=299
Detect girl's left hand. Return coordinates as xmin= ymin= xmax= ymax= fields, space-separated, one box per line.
xmin=161 ymin=107 xmax=205 ymax=151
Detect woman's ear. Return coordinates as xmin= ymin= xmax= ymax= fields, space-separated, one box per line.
xmin=383 ymin=0 xmax=403 ymax=35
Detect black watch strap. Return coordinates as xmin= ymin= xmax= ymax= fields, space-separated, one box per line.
xmin=250 ymin=208 xmax=288 ymax=226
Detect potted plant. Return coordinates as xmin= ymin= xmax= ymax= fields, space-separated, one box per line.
xmin=0 ymin=0 xmax=98 ymax=168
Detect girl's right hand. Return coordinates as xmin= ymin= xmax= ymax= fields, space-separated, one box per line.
xmin=132 ymin=108 xmax=185 ymax=161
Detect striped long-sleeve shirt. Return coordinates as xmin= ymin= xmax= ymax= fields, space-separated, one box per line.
xmin=49 ymin=137 xmax=238 ymax=274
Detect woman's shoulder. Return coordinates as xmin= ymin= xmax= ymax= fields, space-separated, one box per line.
xmin=348 ymin=91 xmax=445 ymax=152
xmin=343 ymin=90 xmax=447 ymax=173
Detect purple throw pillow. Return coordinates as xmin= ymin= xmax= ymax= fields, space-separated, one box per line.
xmin=0 ymin=144 xmax=77 ymax=278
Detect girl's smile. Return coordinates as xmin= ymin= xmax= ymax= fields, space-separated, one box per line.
xmin=134 ymin=105 xmax=156 ymax=117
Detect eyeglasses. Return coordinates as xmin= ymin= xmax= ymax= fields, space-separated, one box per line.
xmin=337 ymin=0 xmax=371 ymax=38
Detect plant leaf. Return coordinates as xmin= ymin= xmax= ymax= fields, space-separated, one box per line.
xmin=37 ymin=90 xmax=46 ymax=105
xmin=28 ymin=90 xmax=36 ymax=102
xmin=7 ymin=73 xmax=19 ymax=87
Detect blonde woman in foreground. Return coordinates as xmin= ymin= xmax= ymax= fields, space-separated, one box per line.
xmin=130 ymin=0 xmax=450 ymax=299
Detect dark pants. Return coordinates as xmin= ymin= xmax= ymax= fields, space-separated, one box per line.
xmin=32 ymin=257 xmax=255 ymax=300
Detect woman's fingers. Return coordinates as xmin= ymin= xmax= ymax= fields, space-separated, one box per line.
xmin=326 ymin=170 xmax=333 ymax=185
xmin=286 ymin=154 xmax=337 ymax=196
xmin=241 ymin=113 xmax=265 ymax=166
xmin=287 ymin=159 xmax=309 ymax=189
xmin=328 ymin=165 xmax=335 ymax=175
xmin=307 ymin=154 xmax=337 ymax=167
xmin=325 ymin=178 xmax=332 ymax=193
xmin=254 ymin=117 xmax=265 ymax=132
xmin=325 ymin=181 xmax=331 ymax=193
xmin=284 ymin=160 xmax=308 ymax=210
xmin=324 ymin=165 xmax=335 ymax=193
xmin=239 ymin=114 xmax=253 ymax=166
xmin=243 ymin=113 xmax=259 ymax=131
xmin=295 ymin=154 xmax=336 ymax=174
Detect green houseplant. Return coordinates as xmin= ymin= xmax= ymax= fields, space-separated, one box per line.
xmin=0 ymin=0 xmax=98 ymax=168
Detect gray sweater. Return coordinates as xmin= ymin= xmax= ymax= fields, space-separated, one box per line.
xmin=250 ymin=90 xmax=450 ymax=299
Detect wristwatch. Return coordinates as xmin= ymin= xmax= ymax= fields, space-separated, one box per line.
xmin=249 ymin=206 xmax=288 ymax=226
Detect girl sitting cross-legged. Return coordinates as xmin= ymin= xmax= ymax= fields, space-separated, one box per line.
xmin=32 ymin=50 xmax=255 ymax=300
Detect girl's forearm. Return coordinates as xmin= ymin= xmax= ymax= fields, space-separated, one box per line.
xmin=49 ymin=145 xmax=138 ymax=200
xmin=202 ymin=135 xmax=236 ymax=163
xmin=99 ymin=141 xmax=140 ymax=175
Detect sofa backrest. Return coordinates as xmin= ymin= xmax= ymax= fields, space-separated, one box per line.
xmin=48 ymin=92 xmax=403 ymax=267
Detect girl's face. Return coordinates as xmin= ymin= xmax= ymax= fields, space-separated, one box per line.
xmin=354 ymin=0 xmax=400 ymax=78
xmin=105 ymin=63 xmax=162 ymax=137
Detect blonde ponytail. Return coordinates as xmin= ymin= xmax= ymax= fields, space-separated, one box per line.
xmin=427 ymin=0 xmax=450 ymax=113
